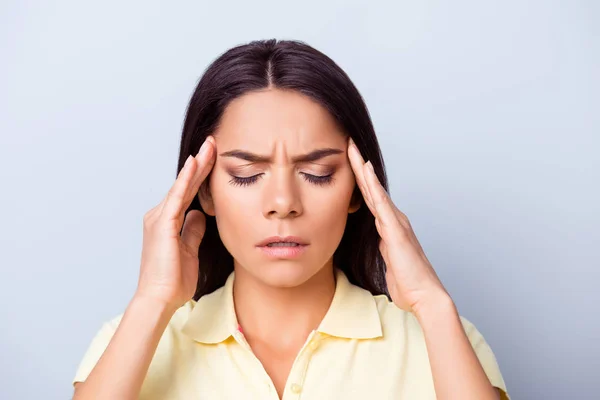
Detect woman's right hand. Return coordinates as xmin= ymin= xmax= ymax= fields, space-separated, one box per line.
xmin=135 ymin=136 xmax=216 ymax=310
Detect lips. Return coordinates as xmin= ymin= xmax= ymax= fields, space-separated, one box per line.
xmin=256 ymin=236 xmax=309 ymax=247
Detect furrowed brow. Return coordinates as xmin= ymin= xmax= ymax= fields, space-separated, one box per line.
xmin=219 ymin=148 xmax=344 ymax=163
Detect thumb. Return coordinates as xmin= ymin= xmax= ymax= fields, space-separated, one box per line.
xmin=181 ymin=210 xmax=207 ymax=255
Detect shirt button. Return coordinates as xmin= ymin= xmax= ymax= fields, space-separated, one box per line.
xmin=290 ymin=383 xmax=302 ymax=394
xmin=309 ymin=340 xmax=319 ymax=350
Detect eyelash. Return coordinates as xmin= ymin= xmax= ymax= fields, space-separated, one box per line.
xmin=229 ymin=172 xmax=334 ymax=187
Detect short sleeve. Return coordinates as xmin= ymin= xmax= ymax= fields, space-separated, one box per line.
xmin=72 ymin=317 xmax=121 ymax=386
xmin=460 ymin=316 xmax=510 ymax=400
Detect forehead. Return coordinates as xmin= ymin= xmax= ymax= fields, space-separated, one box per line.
xmin=214 ymin=88 xmax=345 ymax=148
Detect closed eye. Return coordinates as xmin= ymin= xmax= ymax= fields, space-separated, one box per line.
xmin=229 ymin=172 xmax=334 ymax=187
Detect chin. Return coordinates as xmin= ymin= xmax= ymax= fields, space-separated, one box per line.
xmin=253 ymin=262 xmax=318 ymax=289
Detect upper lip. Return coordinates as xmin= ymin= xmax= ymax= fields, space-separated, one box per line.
xmin=257 ymin=236 xmax=309 ymax=246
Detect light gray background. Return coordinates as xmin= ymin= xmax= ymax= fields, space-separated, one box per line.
xmin=1 ymin=1 xmax=598 ymax=399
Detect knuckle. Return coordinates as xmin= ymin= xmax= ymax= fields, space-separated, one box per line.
xmin=143 ymin=209 xmax=154 ymax=222
xmin=143 ymin=204 xmax=165 ymax=231
xmin=398 ymin=214 xmax=410 ymax=228
xmin=396 ymin=226 xmax=409 ymax=240
xmin=159 ymin=217 xmax=180 ymax=234
xmin=143 ymin=210 xmax=156 ymax=227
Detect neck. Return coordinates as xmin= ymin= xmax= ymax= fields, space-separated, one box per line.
xmin=232 ymin=263 xmax=337 ymax=350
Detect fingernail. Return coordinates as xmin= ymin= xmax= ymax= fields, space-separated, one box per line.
xmin=184 ymin=155 xmax=193 ymax=167
xmin=198 ymin=139 xmax=209 ymax=157
xmin=366 ymin=161 xmax=374 ymax=173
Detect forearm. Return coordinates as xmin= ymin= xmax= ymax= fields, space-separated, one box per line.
xmin=74 ymin=295 xmax=177 ymax=400
xmin=415 ymin=293 xmax=499 ymax=400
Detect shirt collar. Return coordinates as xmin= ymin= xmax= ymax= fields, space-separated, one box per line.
xmin=181 ymin=271 xmax=238 ymax=344
xmin=181 ymin=267 xmax=383 ymax=344
xmin=317 ymin=268 xmax=383 ymax=339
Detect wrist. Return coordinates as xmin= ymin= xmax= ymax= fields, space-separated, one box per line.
xmin=412 ymin=290 xmax=457 ymax=323
xmin=130 ymin=292 xmax=180 ymax=318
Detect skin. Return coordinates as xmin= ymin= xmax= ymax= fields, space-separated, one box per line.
xmin=348 ymin=140 xmax=502 ymax=399
xmin=197 ymin=88 xmax=501 ymax=399
xmin=74 ymin=87 xmax=502 ymax=400
xmin=197 ymin=88 xmax=361 ymax=397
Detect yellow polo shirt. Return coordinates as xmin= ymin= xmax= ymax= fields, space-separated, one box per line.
xmin=72 ymin=268 xmax=510 ymax=399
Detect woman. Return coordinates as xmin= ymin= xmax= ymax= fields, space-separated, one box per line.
xmin=72 ymin=39 xmax=510 ymax=399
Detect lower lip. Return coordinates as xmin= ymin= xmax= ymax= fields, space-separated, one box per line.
xmin=258 ymin=244 xmax=308 ymax=258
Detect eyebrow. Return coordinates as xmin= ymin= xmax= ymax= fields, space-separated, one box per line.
xmin=219 ymin=148 xmax=344 ymax=163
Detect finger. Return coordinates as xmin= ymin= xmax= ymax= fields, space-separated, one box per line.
xmin=347 ymin=138 xmax=375 ymax=211
xmin=181 ymin=209 xmax=207 ymax=255
xmin=187 ymin=136 xmax=216 ymax=201
xmin=363 ymin=160 xmax=403 ymax=242
xmin=361 ymin=162 xmax=376 ymax=213
xmin=363 ymin=163 xmax=407 ymax=231
xmin=162 ymin=137 xmax=215 ymax=222
xmin=159 ymin=155 xmax=198 ymax=227
xmin=156 ymin=153 xmax=194 ymax=213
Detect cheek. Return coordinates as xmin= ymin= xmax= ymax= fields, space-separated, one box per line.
xmin=208 ymin=171 xmax=258 ymax=246
xmin=306 ymin=174 xmax=355 ymax=232
xmin=209 ymin=168 xmax=254 ymax=213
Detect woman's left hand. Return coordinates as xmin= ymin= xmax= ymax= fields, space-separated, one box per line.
xmin=347 ymin=138 xmax=452 ymax=317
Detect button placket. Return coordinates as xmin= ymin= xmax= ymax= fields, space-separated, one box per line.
xmin=290 ymin=382 xmax=302 ymax=394
xmin=282 ymin=331 xmax=323 ymax=399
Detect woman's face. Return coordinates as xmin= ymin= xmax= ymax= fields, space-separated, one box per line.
xmin=199 ymin=88 xmax=360 ymax=288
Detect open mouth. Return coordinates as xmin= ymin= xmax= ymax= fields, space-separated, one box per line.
xmin=265 ymin=242 xmax=301 ymax=247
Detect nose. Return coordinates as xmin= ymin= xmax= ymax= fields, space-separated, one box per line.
xmin=262 ymin=168 xmax=303 ymax=219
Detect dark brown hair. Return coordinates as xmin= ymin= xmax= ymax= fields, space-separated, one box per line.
xmin=177 ymin=39 xmax=390 ymax=301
